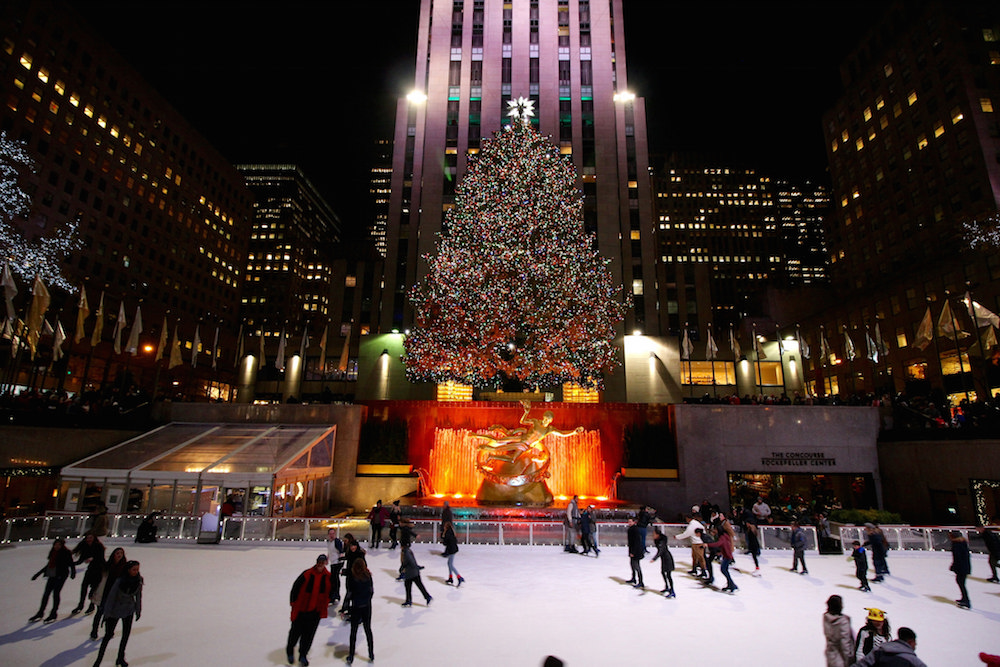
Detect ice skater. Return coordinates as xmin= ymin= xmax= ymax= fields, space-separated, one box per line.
xmin=387 ymin=499 xmax=402 ymax=549
xmin=367 ymin=500 xmax=389 ymax=549
xmin=950 ymin=530 xmax=971 ymax=609
xmin=976 ymin=525 xmax=1000 ymax=582
xmin=93 ymin=560 xmax=143 ymax=667
xmin=704 ymin=524 xmax=737 ymax=593
xmin=345 ymin=559 xmax=374 ymax=665
xmin=579 ymin=504 xmax=599 ymax=556
xmin=71 ymin=533 xmax=105 ymax=615
xmin=326 ymin=528 xmax=345 ymax=605
xmin=286 ymin=554 xmax=331 ymax=666
xmin=564 ymin=495 xmax=580 ymax=553
xmin=90 ymin=547 xmax=128 ymax=641
xmin=789 ymin=520 xmax=808 ymax=574
xmin=29 ymin=537 xmax=76 ymax=623
xmin=625 ymin=517 xmax=644 ymax=588
xmin=850 ymin=540 xmax=871 ymax=592
xmin=853 ymin=627 xmax=926 ymax=667
xmin=854 ymin=607 xmax=891 ymax=662
xmin=442 ymin=520 xmax=464 ymax=586
xmin=823 ymin=595 xmax=854 ymax=667
xmin=675 ymin=509 xmax=706 ymax=577
xmin=744 ymin=519 xmax=762 ymax=575
xmin=400 ymin=543 xmax=432 ymax=607
xmin=863 ymin=523 xmax=889 ymax=581
xmin=650 ymin=527 xmax=675 ymax=597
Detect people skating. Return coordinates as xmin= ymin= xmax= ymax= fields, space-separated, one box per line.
xmin=30 ymin=537 xmax=76 ymax=623
xmin=387 ymin=499 xmax=402 ymax=549
xmin=636 ymin=505 xmax=656 ymax=555
xmin=789 ymin=520 xmax=808 ymax=574
xmin=340 ymin=535 xmax=367 ymax=619
xmin=326 ymin=528 xmax=345 ymax=605
xmin=134 ymin=513 xmax=158 ymax=543
xmin=398 ymin=518 xmax=418 ymax=548
xmin=854 ymin=607 xmax=891 ymax=662
xmin=675 ymin=510 xmax=707 ymax=577
xmin=864 ymin=522 xmax=890 ymax=581
xmin=853 ymin=627 xmax=927 ymax=667
xmin=950 ymin=530 xmax=972 ymax=609
xmin=441 ymin=500 xmax=453 ymax=529
xmin=90 ymin=547 xmax=128 ymax=641
xmin=976 ymin=525 xmax=1000 ymax=582
xmin=650 ymin=527 xmax=675 ymax=597
xmin=366 ymin=499 xmax=389 ymax=549
xmin=625 ymin=516 xmax=644 ymax=588
xmin=579 ymin=505 xmax=599 ymax=556
xmin=704 ymin=524 xmax=738 ymax=593
xmin=345 ymin=559 xmax=374 ymax=665
xmin=286 ymin=554 xmax=331 ymax=666
xmin=823 ymin=595 xmax=854 ymax=667
xmin=93 ymin=560 xmax=143 ymax=667
xmin=564 ymin=495 xmax=580 ymax=553
xmin=851 ymin=540 xmax=871 ymax=592
xmin=442 ymin=520 xmax=464 ymax=586
xmin=400 ymin=543 xmax=432 ymax=607
xmin=744 ymin=519 xmax=762 ymax=575
xmin=71 ymin=533 xmax=106 ymax=614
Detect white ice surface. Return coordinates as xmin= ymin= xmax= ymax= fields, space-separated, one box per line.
xmin=1 ymin=540 xmax=998 ymax=666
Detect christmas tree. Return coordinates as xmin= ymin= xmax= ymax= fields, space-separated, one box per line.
xmin=404 ymin=98 xmax=628 ymax=390
xmin=1 ymin=131 xmax=81 ymax=289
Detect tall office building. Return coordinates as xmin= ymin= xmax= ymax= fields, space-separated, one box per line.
xmin=774 ymin=179 xmax=830 ymax=287
xmin=815 ymin=1 xmax=1000 ymax=399
xmin=0 ymin=1 xmax=252 ymax=397
xmin=382 ymin=0 xmax=656 ymax=339
xmin=369 ymin=138 xmax=392 ymax=259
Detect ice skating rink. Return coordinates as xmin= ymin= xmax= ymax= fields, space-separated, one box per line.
xmin=1 ymin=539 xmax=997 ymax=666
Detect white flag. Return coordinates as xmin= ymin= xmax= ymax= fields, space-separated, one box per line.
xmin=318 ymin=324 xmax=328 ymax=374
xmin=90 ymin=291 xmax=105 ymax=347
xmin=2 ymin=263 xmax=17 ymax=322
xmin=211 ymin=326 xmax=220 ymax=370
xmin=729 ymin=327 xmax=741 ymax=358
xmin=234 ymin=324 xmax=244 ymax=368
xmin=299 ymin=327 xmax=310 ymax=359
xmin=964 ymin=291 xmax=1000 ymax=329
xmin=73 ymin=286 xmax=89 ymax=344
xmin=820 ymin=330 xmax=831 ymax=361
xmin=706 ymin=327 xmax=719 ymax=361
xmin=258 ymin=330 xmax=266 ymax=370
xmin=154 ymin=316 xmax=168 ymax=363
xmin=53 ymin=319 xmax=66 ymax=361
xmin=275 ymin=327 xmax=286 ymax=371
xmin=168 ymin=323 xmax=183 ymax=369
xmin=125 ymin=306 xmax=142 ymax=355
xmin=865 ymin=328 xmax=878 ymax=363
xmin=338 ymin=324 xmax=351 ymax=372
xmin=681 ymin=327 xmax=693 ymax=361
xmin=844 ymin=329 xmax=856 ymax=361
xmin=912 ymin=306 xmax=933 ymax=350
xmin=192 ymin=325 xmax=201 ymax=368
xmin=796 ymin=326 xmax=810 ymax=360
xmin=937 ymin=301 xmax=969 ymax=339
xmin=112 ymin=302 xmax=127 ymax=354
xmin=754 ymin=329 xmax=767 ymax=360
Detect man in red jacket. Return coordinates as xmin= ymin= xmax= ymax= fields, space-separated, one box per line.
xmin=287 ymin=554 xmax=331 ymax=666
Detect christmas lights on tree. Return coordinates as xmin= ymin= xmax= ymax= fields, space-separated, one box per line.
xmin=0 ymin=132 xmax=81 ymax=290
xmin=963 ymin=213 xmax=1000 ymax=250
xmin=404 ymin=108 xmax=628 ymax=390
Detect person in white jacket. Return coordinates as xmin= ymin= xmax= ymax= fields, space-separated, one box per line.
xmin=675 ymin=508 xmax=706 ymax=576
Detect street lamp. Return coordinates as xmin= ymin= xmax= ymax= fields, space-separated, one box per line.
xmin=407 ymin=90 xmax=427 ymax=104
xmin=613 ymin=91 xmax=635 ymax=103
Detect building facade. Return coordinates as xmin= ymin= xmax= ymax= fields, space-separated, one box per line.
xmin=0 ymin=0 xmax=252 ymax=399
xmin=381 ymin=0 xmax=656 ymax=348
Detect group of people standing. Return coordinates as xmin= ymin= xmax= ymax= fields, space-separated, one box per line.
xmin=29 ymin=535 xmax=143 ymax=667
xmin=823 ymin=597 xmax=925 ymax=666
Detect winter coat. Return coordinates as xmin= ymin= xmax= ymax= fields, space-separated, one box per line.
xmin=983 ymin=529 xmax=1000 ymax=556
xmin=855 ymin=625 xmax=890 ymax=661
xmin=853 ymin=639 xmax=927 ymax=667
xmin=651 ymin=537 xmax=674 ymax=571
xmin=951 ymin=538 xmax=972 ymax=576
xmin=852 ymin=546 xmax=869 ymax=574
xmin=94 ymin=557 xmax=130 ymax=605
xmin=864 ymin=530 xmax=888 ymax=557
xmin=626 ymin=525 xmax=644 ymax=557
xmin=675 ymin=519 xmax=705 ymax=544
xmin=704 ymin=532 xmax=735 ymax=560
xmin=347 ymin=576 xmax=374 ymax=609
xmin=790 ymin=526 xmax=807 ymax=551
xmin=579 ymin=510 xmax=595 ymax=536
xmin=72 ymin=538 xmax=106 ymax=580
xmin=104 ymin=574 xmax=143 ymax=620
xmin=367 ymin=505 xmax=389 ymax=527
xmin=442 ymin=527 xmax=459 ymax=556
xmin=400 ymin=547 xmax=423 ymax=580
xmin=289 ymin=566 xmax=330 ymax=621
xmin=34 ymin=546 xmax=75 ymax=581
xmin=823 ymin=612 xmax=854 ymax=667
xmin=88 ymin=509 xmax=109 ymax=537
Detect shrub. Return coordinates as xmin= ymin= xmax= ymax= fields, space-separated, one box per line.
xmin=829 ymin=508 xmax=903 ymax=525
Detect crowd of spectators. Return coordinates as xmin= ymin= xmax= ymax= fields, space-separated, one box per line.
xmin=0 ymin=386 xmax=154 ymax=428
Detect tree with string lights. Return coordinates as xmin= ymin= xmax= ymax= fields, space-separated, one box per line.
xmin=1 ymin=131 xmax=81 ymax=290
xmin=404 ymin=98 xmax=628 ymax=390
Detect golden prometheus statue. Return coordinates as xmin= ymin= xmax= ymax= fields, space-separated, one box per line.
xmin=473 ymin=400 xmax=583 ymax=505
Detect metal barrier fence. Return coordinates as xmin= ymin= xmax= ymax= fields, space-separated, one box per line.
xmin=3 ymin=515 xmax=992 ymax=553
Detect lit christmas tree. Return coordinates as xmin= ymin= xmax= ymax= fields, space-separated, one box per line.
xmin=404 ymin=98 xmax=628 ymax=390
xmin=1 ymin=131 xmax=81 ymax=290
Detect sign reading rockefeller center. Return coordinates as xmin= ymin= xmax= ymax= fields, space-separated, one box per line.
xmin=760 ymin=452 xmax=837 ymax=467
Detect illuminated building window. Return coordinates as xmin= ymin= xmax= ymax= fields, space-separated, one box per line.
xmin=632 ymin=279 xmax=643 ymax=295
xmin=934 ymin=122 xmax=944 ymax=138
xmin=981 ymin=98 xmax=995 ymax=113
xmin=952 ymin=107 xmax=964 ymax=123
xmin=19 ymin=53 xmax=32 ymax=69
xmin=907 ymin=91 xmax=918 ymax=106
xmin=863 ymin=107 xmax=872 ymax=121
xmin=917 ymin=135 xmax=928 ymax=150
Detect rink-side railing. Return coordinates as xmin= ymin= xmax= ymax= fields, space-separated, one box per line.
xmin=1 ymin=514 xmax=995 ymax=554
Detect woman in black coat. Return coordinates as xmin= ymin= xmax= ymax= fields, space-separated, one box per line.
xmin=650 ymin=527 xmax=675 ymax=597
xmin=30 ymin=538 xmax=76 ymax=623
xmin=90 ymin=547 xmax=128 ymax=640
xmin=71 ymin=533 xmax=106 ymax=614
xmin=950 ymin=530 xmax=972 ymax=609
xmin=345 ymin=559 xmax=375 ymax=665
xmin=442 ymin=521 xmax=464 ymax=586
xmin=93 ymin=560 xmax=143 ymax=667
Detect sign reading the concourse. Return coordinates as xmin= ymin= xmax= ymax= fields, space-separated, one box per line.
xmin=760 ymin=452 xmax=837 ymax=467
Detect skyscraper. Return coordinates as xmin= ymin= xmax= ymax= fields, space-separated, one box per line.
xmin=381 ymin=0 xmax=656 ymax=342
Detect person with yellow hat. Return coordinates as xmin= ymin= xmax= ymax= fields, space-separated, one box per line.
xmin=854 ymin=606 xmax=891 ymax=662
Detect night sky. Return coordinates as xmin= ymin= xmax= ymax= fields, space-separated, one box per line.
xmin=73 ymin=1 xmax=888 ymax=239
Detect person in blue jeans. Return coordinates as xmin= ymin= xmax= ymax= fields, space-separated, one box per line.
xmin=790 ymin=521 xmax=808 ymax=575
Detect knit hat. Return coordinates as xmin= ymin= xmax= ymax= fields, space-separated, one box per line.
xmin=316 ymin=554 xmax=329 ymax=563
xmin=865 ymin=607 xmax=885 ymax=622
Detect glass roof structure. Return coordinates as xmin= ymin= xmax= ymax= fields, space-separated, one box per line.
xmin=60 ymin=422 xmax=337 ymax=487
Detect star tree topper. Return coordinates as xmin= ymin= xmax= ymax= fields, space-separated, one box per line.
xmin=506 ymin=96 xmax=535 ymax=125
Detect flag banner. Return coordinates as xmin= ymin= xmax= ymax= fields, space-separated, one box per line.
xmin=969 ymin=325 xmax=998 ymax=357
xmin=937 ymin=301 xmax=969 ymax=339
xmin=53 ymin=319 xmax=66 ymax=361
xmin=844 ymin=329 xmax=856 ymax=361
xmin=820 ymin=330 xmax=831 ymax=361
xmin=865 ymin=329 xmax=878 ymax=363
xmin=318 ymin=324 xmax=328 ymax=375
xmin=192 ymin=325 xmax=201 ymax=368
xmin=112 ymin=302 xmax=127 ymax=354
xmin=275 ymin=327 xmax=286 ymax=371
xmin=211 ymin=326 xmax=220 ymax=370
xmin=729 ymin=327 xmax=741 ymax=358
xmin=706 ymin=327 xmax=719 ymax=361
xmin=155 ymin=316 xmax=168 ymax=362
xmin=259 ymin=330 xmax=266 ymax=370
xmin=680 ymin=327 xmax=693 ymax=360
xmin=912 ymin=306 xmax=933 ymax=350
xmin=234 ymin=324 xmax=244 ymax=368
xmin=874 ymin=321 xmax=889 ymax=356
xmin=338 ymin=324 xmax=352 ymax=372
xmin=90 ymin=291 xmax=105 ymax=346
xmin=25 ymin=276 xmax=50 ymax=359
xmin=964 ymin=291 xmax=1000 ymax=329
xmin=299 ymin=327 xmax=310 ymax=360
xmin=796 ymin=326 xmax=810 ymax=360
xmin=168 ymin=323 xmax=183 ymax=369
xmin=754 ymin=330 xmax=767 ymax=360
xmin=125 ymin=306 xmax=142 ymax=355
xmin=74 ymin=285 xmax=89 ymax=344
xmin=2 ymin=263 xmax=18 ymax=322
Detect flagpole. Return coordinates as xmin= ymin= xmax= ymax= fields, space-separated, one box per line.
xmin=965 ymin=285 xmax=990 ymax=400
xmin=944 ymin=291 xmax=970 ymax=403
xmin=776 ymin=324 xmax=787 ymax=397
xmin=753 ymin=323 xmax=763 ymax=397
xmin=708 ymin=323 xmax=717 ymax=399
